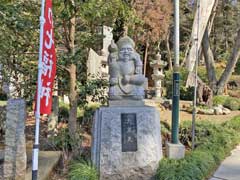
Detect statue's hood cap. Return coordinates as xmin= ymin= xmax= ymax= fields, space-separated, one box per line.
xmin=117 ymin=36 xmax=135 ymax=49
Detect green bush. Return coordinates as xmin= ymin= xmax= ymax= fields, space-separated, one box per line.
xmin=234 ymin=60 xmax=240 ymax=74
xmin=58 ymin=100 xmax=88 ymax=122
xmin=156 ymin=116 xmax=240 ymax=180
xmin=59 ymin=105 xmax=69 ymax=122
xmin=164 ymin=66 xmax=224 ymax=101
xmin=197 ymin=66 xmax=208 ymax=83
xmin=197 ymin=66 xmax=224 ymax=84
xmin=213 ymin=95 xmax=228 ymax=106
xmin=79 ymin=103 xmax=100 ymax=130
xmin=69 ymin=160 xmax=98 ymax=180
xmin=180 ymin=86 xmax=194 ymax=100
xmin=49 ymin=127 xmax=74 ymax=150
xmin=165 ymin=68 xmax=194 ymax=100
xmin=213 ymin=96 xmax=240 ymax=110
xmin=224 ymin=97 xmax=240 ymax=110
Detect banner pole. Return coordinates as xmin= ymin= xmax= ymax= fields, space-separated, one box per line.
xmin=32 ymin=0 xmax=45 ymax=179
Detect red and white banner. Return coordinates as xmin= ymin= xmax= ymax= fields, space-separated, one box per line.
xmin=39 ymin=0 xmax=56 ymax=114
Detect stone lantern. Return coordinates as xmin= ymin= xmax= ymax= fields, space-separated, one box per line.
xmin=150 ymin=53 xmax=167 ymax=98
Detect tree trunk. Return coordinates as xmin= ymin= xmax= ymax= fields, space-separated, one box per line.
xmin=185 ymin=0 xmax=216 ymax=71
xmin=181 ymin=39 xmax=191 ymax=67
xmin=144 ymin=40 xmax=149 ymax=76
xmin=202 ymin=0 xmax=218 ymax=91
xmin=68 ymin=15 xmax=78 ymax=139
xmin=69 ymin=16 xmax=76 ymax=53
xmin=222 ymin=1 xmax=229 ymax=51
xmin=166 ymin=30 xmax=173 ymax=70
xmin=202 ymin=29 xmax=217 ymax=90
xmin=68 ymin=64 xmax=78 ymax=137
xmin=216 ymin=29 xmax=240 ymax=94
xmin=207 ymin=0 xmax=218 ymax=33
xmin=212 ymin=26 xmax=217 ymax=60
xmin=48 ymin=78 xmax=59 ymax=137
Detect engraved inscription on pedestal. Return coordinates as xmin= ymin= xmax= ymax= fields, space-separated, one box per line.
xmin=121 ymin=113 xmax=137 ymax=152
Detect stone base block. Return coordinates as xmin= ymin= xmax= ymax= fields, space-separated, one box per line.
xmin=108 ymin=100 xmax=145 ymax=107
xmin=92 ymin=106 xmax=162 ymax=180
xmin=166 ymin=142 xmax=185 ymax=159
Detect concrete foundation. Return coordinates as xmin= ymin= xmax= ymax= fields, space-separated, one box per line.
xmin=166 ymin=142 xmax=185 ymax=159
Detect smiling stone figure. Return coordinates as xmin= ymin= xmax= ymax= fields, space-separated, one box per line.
xmin=108 ymin=36 xmax=146 ymax=100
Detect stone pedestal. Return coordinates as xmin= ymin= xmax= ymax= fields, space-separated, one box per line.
xmin=92 ymin=106 xmax=162 ymax=180
xmin=166 ymin=142 xmax=185 ymax=159
xmin=4 ymin=99 xmax=26 ymax=180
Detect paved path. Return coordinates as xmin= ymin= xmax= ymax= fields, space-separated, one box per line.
xmin=0 ymin=150 xmax=61 ymax=180
xmin=210 ymin=145 xmax=240 ymax=180
xmin=25 ymin=151 xmax=61 ymax=180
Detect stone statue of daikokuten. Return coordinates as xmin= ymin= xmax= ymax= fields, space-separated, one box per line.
xmin=108 ymin=36 xmax=147 ymax=100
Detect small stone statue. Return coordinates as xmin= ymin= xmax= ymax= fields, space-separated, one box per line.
xmin=108 ymin=36 xmax=146 ymax=100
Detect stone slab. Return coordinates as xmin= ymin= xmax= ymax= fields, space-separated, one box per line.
xmin=209 ymin=178 xmax=224 ymax=180
xmin=25 ymin=151 xmax=61 ymax=180
xmin=144 ymin=99 xmax=163 ymax=105
xmin=92 ymin=106 xmax=162 ymax=180
xmin=87 ymin=48 xmax=102 ymax=77
xmin=108 ymin=100 xmax=145 ymax=107
xmin=4 ymin=99 xmax=26 ymax=180
xmin=210 ymin=145 xmax=240 ymax=180
xmin=166 ymin=143 xmax=185 ymax=159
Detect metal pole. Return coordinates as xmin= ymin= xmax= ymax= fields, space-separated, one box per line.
xmin=192 ymin=0 xmax=200 ymax=150
xmin=32 ymin=0 xmax=45 ymax=179
xmin=171 ymin=0 xmax=180 ymax=144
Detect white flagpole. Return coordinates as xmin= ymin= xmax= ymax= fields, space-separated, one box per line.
xmin=32 ymin=0 xmax=45 ymax=179
xmin=192 ymin=0 xmax=200 ymax=150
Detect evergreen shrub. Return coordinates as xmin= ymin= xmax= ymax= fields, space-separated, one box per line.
xmin=156 ymin=116 xmax=240 ymax=180
xmin=213 ymin=95 xmax=228 ymax=106
xmin=58 ymin=103 xmax=69 ymax=122
xmin=213 ymin=95 xmax=240 ymax=110
xmin=224 ymin=97 xmax=240 ymax=110
xmin=165 ymin=68 xmax=194 ymax=100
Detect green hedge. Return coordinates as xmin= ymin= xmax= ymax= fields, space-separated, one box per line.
xmin=224 ymin=97 xmax=240 ymax=110
xmin=156 ymin=116 xmax=240 ymax=180
xmin=213 ymin=95 xmax=228 ymax=106
xmin=165 ymin=68 xmax=194 ymax=100
xmin=213 ymin=95 xmax=240 ymax=110
xmin=164 ymin=66 xmax=225 ymax=101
